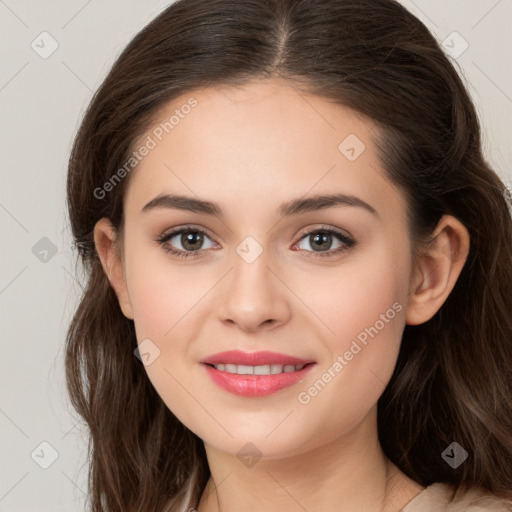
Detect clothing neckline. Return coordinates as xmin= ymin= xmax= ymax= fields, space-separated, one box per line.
xmin=400 ymin=482 xmax=454 ymax=511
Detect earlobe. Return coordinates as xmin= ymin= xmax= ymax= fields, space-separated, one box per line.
xmin=405 ymin=215 xmax=470 ymax=326
xmin=93 ymin=218 xmax=134 ymax=320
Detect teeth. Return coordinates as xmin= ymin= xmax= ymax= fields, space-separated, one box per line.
xmin=255 ymin=365 xmax=270 ymax=375
xmin=270 ymin=364 xmax=281 ymax=375
xmin=237 ymin=365 xmax=254 ymax=375
xmin=213 ymin=363 xmax=306 ymax=375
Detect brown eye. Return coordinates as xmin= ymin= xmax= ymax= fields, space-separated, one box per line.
xmin=180 ymin=230 xmax=205 ymax=251
xmin=295 ymin=227 xmax=356 ymax=258
xmin=308 ymin=232 xmax=334 ymax=251
xmin=158 ymin=227 xmax=216 ymax=259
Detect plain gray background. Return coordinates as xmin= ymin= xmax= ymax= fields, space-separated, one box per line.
xmin=1 ymin=1 xmax=511 ymax=510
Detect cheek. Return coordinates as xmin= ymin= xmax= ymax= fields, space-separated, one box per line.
xmin=300 ymin=242 xmax=409 ymax=403
xmin=123 ymin=243 xmax=216 ymax=408
xmin=124 ymin=249 xmax=204 ymax=427
xmin=124 ymin=243 xmax=207 ymax=339
xmin=305 ymin=242 xmax=409 ymax=345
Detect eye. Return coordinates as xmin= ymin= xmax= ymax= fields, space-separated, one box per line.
xmin=293 ymin=226 xmax=356 ymax=258
xmin=157 ymin=226 xmax=217 ymax=259
xmin=157 ymin=225 xmax=356 ymax=260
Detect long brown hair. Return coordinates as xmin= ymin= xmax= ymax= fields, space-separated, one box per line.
xmin=65 ymin=0 xmax=512 ymax=510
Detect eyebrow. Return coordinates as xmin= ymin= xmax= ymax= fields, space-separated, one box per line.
xmin=141 ymin=193 xmax=379 ymax=218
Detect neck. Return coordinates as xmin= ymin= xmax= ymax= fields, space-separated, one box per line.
xmin=196 ymin=409 xmax=423 ymax=512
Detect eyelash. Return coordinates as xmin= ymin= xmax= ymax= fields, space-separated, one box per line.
xmin=156 ymin=225 xmax=356 ymax=260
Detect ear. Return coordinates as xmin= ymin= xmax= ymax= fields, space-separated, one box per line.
xmin=405 ymin=214 xmax=470 ymax=325
xmin=93 ymin=218 xmax=134 ymax=320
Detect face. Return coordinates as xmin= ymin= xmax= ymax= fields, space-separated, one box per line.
xmin=109 ymin=79 xmax=417 ymax=459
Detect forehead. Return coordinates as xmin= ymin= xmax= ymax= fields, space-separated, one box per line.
xmin=124 ymin=79 xmax=406 ymax=224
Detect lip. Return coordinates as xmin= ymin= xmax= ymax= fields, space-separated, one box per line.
xmin=200 ymin=350 xmax=315 ymax=366
xmin=200 ymin=350 xmax=317 ymax=397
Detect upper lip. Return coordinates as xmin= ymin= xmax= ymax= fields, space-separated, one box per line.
xmin=200 ymin=350 xmax=315 ymax=366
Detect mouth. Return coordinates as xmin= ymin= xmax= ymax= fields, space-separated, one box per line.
xmin=204 ymin=362 xmax=313 ymax=375
xmin=201 ymin=361 xmax=317 ymax=397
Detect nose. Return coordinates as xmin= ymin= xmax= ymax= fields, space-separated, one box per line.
xmin=217 ymin=247 xmax=291 ymax=332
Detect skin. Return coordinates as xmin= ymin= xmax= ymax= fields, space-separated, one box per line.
xmin=94 ymin=78 xmax=470 ymax=512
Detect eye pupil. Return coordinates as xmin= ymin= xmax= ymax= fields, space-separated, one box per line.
xmin=182 ymin=231 xmax=203 ymax=250
xmin=311 ymin=232 xmax=332 ymax=251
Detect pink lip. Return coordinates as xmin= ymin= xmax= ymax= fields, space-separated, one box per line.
xmin=200 ymin=350 xmax=315 ymax=366
xmin=200 ymin=350 xmax=317 ymax=397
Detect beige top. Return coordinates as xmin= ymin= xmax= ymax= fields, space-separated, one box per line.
xmin=401 ymin=483 xmax=512 ymax=512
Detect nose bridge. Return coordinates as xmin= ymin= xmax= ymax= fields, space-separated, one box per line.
xmin=217 ymin=236 xmax=290 ymax=330
xmin=231 ymin=241 xmax=271 ymax=291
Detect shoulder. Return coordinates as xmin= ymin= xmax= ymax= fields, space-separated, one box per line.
xmin=449 ymin=485 xmax=512 ymax=512
xmin=403 ymin=482 xmax=512 ymax=512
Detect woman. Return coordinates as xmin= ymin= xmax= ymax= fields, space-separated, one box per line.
xmin=65 ymin=0 xmax=512 ymax=510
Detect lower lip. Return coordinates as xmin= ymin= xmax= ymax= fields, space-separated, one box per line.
xmin=201 ymin=363 xmax=316 ymax=397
